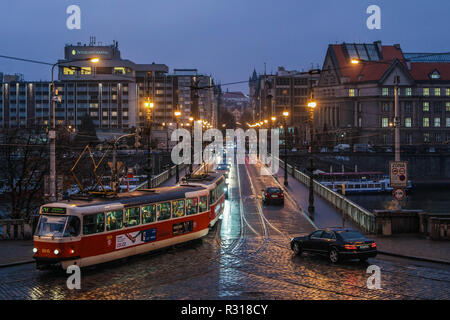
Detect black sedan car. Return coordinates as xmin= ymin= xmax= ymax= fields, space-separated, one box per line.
xmin=262 ymin=187 xmax=284 ymax=205
xmin=290 ymin=228 xmax=377 ymax=263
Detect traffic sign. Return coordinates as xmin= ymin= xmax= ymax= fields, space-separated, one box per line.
xmin=393 ymin=188 xmax=406 ymax=201
xmin=390 ymin=161 xmax=408 ymax=188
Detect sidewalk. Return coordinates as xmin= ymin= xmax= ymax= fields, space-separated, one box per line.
xmin=273 ymin=166 xmax=450 ymax=265
xmin=0 ymin=240 xmax=34 ymax=266
xmin=371 ymin=234 xmax=450 ymax=264
xmin=273 ymin=166 xmax=360 ymax=230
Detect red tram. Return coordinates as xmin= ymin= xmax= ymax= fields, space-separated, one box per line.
xmin=33 ymin=173 xmax=226 ymax=270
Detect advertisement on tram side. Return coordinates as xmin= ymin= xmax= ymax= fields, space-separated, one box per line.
xmin=115 ymin=228 xmax=157 ymax=250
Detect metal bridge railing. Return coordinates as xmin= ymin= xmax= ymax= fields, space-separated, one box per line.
xmin=277 ymin=157 xmax=376 ymax=233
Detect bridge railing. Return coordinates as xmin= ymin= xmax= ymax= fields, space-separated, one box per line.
xmin=277 ymin=158 xmax=376 ymax=233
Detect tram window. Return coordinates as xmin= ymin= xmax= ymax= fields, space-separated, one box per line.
xmin=106 ymin=210 xmax=123 ymax=231
xmin=209 ymin=190 xmax=215 ymax=205
xmin=83 ymin=213 xmax=105 ymax=235
xmin=186 ymin=198 xmax=198 ymax=215
xmin=64 ymin=216 xmax=81 ymax=237
xmin=142 ymin=204 xmax=156 ymax=224
xmin=172 ymin=200 xmax=185 ymax=218
xmin=157 ymin=202 xmax=171 ymax=221
xmin=124 ymin=207 xmax=140 ymax=227
xmin=199 ymin=196 xmax=208 ymax=212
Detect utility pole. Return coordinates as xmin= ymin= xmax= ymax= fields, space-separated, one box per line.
xmin=394 ymin=75 xmax=400 ymax=162
xmin=307 ymin=73 xmax=318 ymax=222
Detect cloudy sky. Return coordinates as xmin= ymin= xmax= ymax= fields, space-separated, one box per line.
xmin=1 ymin=0 xmax=450 ymax=93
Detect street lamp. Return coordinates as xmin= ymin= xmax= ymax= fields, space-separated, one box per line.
xmin=307 ymin=99 xmax=317 ymax=221
xmin=282 ymin=110 xmax=289 ymax=186
xmin=174 ymin=109 xmax=182 ymax=183
xmin=144 ymin=98 xmax=154 ymax=187
xmin=49 ymin=57 xmax=99 ymax=201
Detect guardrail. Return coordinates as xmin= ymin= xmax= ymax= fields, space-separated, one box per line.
xmin=277 ymin=157 xmax=376 ymax=233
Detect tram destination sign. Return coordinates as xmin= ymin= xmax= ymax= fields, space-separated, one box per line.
xmin=389 ymin=161 xmax=408 ymax=188
xmin=42 ymin=207 xmax=67 ymax=214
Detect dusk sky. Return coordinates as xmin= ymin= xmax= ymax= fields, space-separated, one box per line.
xmin=1 ymin=0 xmax=450 ymax=93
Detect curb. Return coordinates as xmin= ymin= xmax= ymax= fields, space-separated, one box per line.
xmin=0 ymin=260 xmax=35 ymax=269
xmin=377 ymin=250 xmax=450 ymax=265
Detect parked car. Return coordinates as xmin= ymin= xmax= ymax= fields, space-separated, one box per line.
xmin=333 ymin=144 xmax=350 ymax=152
xmin=290 ymin=228 xmax=377 ymax=263
xmin=262 ymin=187 xmax=284 ymax=205
xmin=353 ymin=143 xmax=375 ymax=153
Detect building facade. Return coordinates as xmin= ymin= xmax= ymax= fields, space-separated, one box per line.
xmin=0 ymin=41 xmax=217 ymax=133
xmin=249 ymin=67 xmax=319 ymax=146
xmin=315 ymin=41 xmax=450 ymax=148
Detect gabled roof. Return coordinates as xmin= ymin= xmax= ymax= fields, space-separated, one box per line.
xmin=329 ymin=43 xmax=405 ymax=83
xmin=325 ymin=42 xmax=450 ymax=83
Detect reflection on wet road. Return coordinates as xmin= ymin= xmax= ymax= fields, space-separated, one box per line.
xmin=0 ymin=160 xmax=449 ymax=300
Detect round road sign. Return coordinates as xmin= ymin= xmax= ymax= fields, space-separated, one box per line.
xmin=393 ymin=188 xmax=406 ymax=201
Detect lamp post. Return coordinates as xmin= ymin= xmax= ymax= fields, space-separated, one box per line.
xmin=189 ymin=117 xmax=194 ymax=173
xmin=144 ymin=99 xmax=154 ymax=187
xmin=307 ymin=100 xmax=317 ymax=221
xmin=174 ymin=109 xmax=182 ymax=183
xmin=270 ymin=116 xmax=276 ymax=154
xmin=49 ymin=57 xmax=99 ymax=201
xmin=282 ymin=110 xmax=289 ymax=186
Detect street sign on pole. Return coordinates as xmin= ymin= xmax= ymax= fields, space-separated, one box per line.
xmin=393 ymin=188 xmax=406 ymax=201
xmin=390 ymin=161 xmax=408 ymax=188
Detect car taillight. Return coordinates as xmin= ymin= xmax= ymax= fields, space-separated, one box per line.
xmin=371 ymin=242 xmax=377 ymax=248
xmin=280 ymin=193 xmax=284 ymax=197
xmin=344 ymin=244 xmax=357 ymax=250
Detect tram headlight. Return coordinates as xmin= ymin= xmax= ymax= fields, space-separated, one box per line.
xmin=70 ymin=249 xmax=75 ymax=254
xmin=32 ymin=248 xmax=38 ymax=253
xmin=54 ymin=249 xmax=60 ymax=255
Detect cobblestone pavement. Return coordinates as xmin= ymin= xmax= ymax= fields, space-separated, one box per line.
xmin=0 ymin=162 xmax=449 ymax=300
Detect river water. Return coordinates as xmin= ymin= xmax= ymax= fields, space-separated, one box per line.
xmin=347 ymin=186 xmax=450 ymax=213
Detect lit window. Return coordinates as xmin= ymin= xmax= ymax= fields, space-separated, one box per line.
xmin=434 ymin=117 xmax=441 ymax=127
xmin=405 ymin=117 xmax=412 ymax=128
xmin=446 ymin=118 xmax=450 ymax=127
xmin=63 ymin=67 xmax=75 ymax=75
xmin=446 ymin=102 xmax=450 ymax=112
xmin=405 ymin=88 xmax=412 ymax=96
xmin=423 ymin=88 xmax=430 ymax=96
xmin=80 ymin=67 xmax=91 ymax=75
xmin=111 ymin=111 xmax=117 ymax=117
xmin=423 ymin=102 xmax=430 ymax=112
xmin=382 ymin=117 xmax=389 ymax=128
xmin=435 ymin=88 xmax=441 ymax=96
xmin=349 ymin=89 xmax=356 ymax=97
xmin=423 ymin=117 xmax=430 ymax=127
xmin=424 ymin=133 xmax=430 ymax=142
xmin=446 ymin=88 xmax=450 ymax=96
xmin=103 ymin=111 xmax=108 ymax=117
xmin=124 ymin=207 xmax=140 ymax=227
xmin=113 ymin=67 xmax=126 ymax=75
xmin=382 ymin=88 xmax=389 ymax=96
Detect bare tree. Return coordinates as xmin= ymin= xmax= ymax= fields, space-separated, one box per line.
xmin=0 ymin=128 xmax=48 ymax=219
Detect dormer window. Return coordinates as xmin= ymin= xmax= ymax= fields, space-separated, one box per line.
xmin=430 ymin=70 xmax=441 ymax=79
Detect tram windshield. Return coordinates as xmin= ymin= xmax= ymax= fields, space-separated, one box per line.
xmin=35 ymin=215 xmax=81 ymax=237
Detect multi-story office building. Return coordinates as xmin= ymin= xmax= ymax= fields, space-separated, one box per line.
xmin=315 ymin=41 xmax=450 ymax=147
xmin=0 ymin=41 xmax=217 ymax=132
xmin=249 ymin=67 xmax=319 ymax=145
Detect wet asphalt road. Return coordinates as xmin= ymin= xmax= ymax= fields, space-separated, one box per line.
xmin=0 ymin=160 xmax=449 ymax=300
